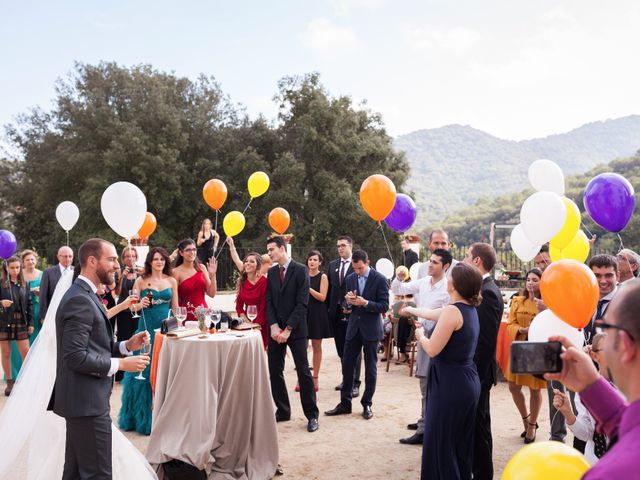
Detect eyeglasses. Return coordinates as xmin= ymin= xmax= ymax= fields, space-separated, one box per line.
xmin=182 ymin=248 xmax=197 ymax=253
xmin=595 ymin=320 xmax=635 ymax=342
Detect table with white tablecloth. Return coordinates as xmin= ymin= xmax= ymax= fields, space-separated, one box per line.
xmin=146 ymin=330 xmax=278 ymax=480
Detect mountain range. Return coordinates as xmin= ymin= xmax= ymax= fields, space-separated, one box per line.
xmin=394 ymin=115 xmax=640 ymax=229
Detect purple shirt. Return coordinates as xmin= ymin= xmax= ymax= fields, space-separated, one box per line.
xmin=580 ymin=377 xmax=640 ymax=479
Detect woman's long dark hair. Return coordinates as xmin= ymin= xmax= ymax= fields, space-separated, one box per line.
xmin=519 ymin=268 xmax=542 ymax=299
xmin=175 ymin=238 xmax=201 ymax=270
xmin=143 ymin=247 xmax=172 ymax=277
xmin=236 ymin=252 xmax=262 ymax=292
xmin=1 ymin=256 xmax=24 ymax=288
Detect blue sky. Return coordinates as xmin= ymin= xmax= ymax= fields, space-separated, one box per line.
xmin=2 ymin=0 xmax=640 ymax=140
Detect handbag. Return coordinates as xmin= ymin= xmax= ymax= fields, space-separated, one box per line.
xmin=160 ymin=310 xmax=179 ymax=334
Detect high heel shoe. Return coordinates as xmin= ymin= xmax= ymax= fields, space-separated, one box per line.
xmin=524 ymin=421 xmax=538 ymax=444
xmin=520 ymin=414 xmax=530 ymax=438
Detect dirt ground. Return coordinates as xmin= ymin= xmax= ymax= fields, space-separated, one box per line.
xmin=1 ymin=339 xmax=570 ymax=479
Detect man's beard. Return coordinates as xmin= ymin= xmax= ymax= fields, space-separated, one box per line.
xmin=96 ymin=267 xmax=114 ymax=285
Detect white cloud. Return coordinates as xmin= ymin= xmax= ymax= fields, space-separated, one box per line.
xmin=300 ymin=18 xmax=360 ymax=55
xmin=404 ymin=26 xmax=478 ymax=55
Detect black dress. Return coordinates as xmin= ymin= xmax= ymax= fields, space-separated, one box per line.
xmin=115 ymin=275 xmax=137 ymax=381
xmin=307 ymin=274 xmax=332 ymax=340
xmin=422 ymin=302 xmax=480 ymax=480
xmin=197 ymin=233 xmax=215 ymax=265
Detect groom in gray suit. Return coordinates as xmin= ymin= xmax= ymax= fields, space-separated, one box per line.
xmin=50 ymin=238 xmax=150 ymax=479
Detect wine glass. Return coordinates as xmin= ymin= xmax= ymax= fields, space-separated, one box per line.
xmin=130 ymin=288 xmax=140 ymax=318
xmin=135 ymin=341 xmax=151 ymax=381
xmin=175 ymin=306 xmax=187 ymax=329
xmin=246 ymin=305 xmax=257 ymax=323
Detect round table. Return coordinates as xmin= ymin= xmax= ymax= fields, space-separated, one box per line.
xmin=146 ymin=330 xmax=279 ymax=479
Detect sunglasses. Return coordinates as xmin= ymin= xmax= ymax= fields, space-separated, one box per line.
xmin=595 ymin=320 xmax=635 ymax=342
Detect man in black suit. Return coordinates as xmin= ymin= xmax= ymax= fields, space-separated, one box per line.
xmin=400 ymin=237 xmax=419 ymax=270
xmin=327 ymin=235 xmax=361 ymax=396
xmin=50 ymin=238 xmax=149 ymax=479
xmin=265 ymin=235 xmax=319 ymax=433
xmin=464 ymin=243 xmax=504 ymax=480
xmin=39 ymin=245 xmax=74 ymax=321
xmin=325 ymin=250 xmax=389 ymax=419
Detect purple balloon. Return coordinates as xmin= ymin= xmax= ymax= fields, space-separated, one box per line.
xmin=0 ymin=230 xmax=17 ymax=259
xmin=584 ymin=173 xmax=636 ymax=233
xmin=384 ymin=194 xmax=417 ymax=233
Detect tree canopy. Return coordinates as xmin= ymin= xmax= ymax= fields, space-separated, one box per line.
xmin=1 ymin=63 xmax=408 ymax=263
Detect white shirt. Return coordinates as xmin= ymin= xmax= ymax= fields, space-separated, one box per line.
xmin=59 ymin=264 xmax=73 ymax=275
xmin=390 ymin=275 xmax=450 ymax=310
xmin=78 ymin=275 xmax=131 ymax=376
xmin=568 ymin=393 xmax=599 ymax=464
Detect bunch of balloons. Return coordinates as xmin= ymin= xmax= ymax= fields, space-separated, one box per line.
xmin=359 ymin=175 xmax=417 ymax=233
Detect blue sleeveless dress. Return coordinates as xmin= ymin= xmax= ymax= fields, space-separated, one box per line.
xmin=119 ymin=288 xmax=172 ymax=435
xmin=421 ymin=302 xmax=480 ymax=480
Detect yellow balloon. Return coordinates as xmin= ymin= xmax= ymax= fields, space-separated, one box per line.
xmin=503 ymin=441 xmax=590 ymax=480
xmin=223 ymin=211 xmax=246 ymax=237
xmin=247 ymin=171 xmax=270 ymax=198
xmin=550 ymin=197 xmax=581 ymax=250
xmin=561 ymin=230 xmax=590 ymax=263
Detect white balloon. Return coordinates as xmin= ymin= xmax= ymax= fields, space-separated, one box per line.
xmin=528 ymin=309 xmax=584 ymax=348
xmin=409 ymin=262 xmax=422 ymax=281
xmin=55 ymin=201 xmax=79 ymax=232
xmin=528 ymin=159 xmax=565 ymax=195
xmin=100 ymin=182 xmax=147 ymax=239
xmin=520 ymin=191 xmax=566 ymax=245
xmin=510 ymin=224 xmax=541 ymax=262
xmin=375 ymin=258 xmax=395 ymax=280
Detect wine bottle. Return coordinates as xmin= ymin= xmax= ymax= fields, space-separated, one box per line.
xmin=146 ymin=284 xmax=154 ymax=305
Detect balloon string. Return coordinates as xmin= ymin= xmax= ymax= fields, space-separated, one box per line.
xmin=66 ymin=230 xmax=70 ymax=247
xmin=214 ymin=238 xmax=227 ymax=261
xmin=4 ymin=261 xmax=14 ymax=303
xmin=242 ymin=198 xmax=253 ymax=215
xmin=214 ymin=210 xmax=219 ymax=234
xmin=379 ymin=223 xmax=395 ymax=265
xmin=581 ymin=221 xmax=594 ymax=239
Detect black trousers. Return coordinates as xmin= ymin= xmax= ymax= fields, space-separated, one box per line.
xmin=333 ymin=315 xmax=362 ymax=386
xmin=63 ymin=410 xmax=112 ymax=480
xmin=473 ymin=386 xmax=493 ymax=480
xmin=268 ymin=335 xmax=319 ymax=420
xmin=340 ymin=334 xmax=378 ymax=407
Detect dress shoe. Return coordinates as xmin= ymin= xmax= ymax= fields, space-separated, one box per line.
xmin=4 ymin=379 xmax=14 ymax=396
xmin=351 ymin=385 xmax=360 ymax=398
xmin=324 ymin=403 xmax=352 ymax=416
xmin=399 ymin=433 xmax=423 ymax=445
xmin=307 ymin=418 xmax=319 ymax=432
xmin=335 ymin=382 xmax=343 ymax=391
xmin=407 ymin=423 xmax=418 ymax=430
xmin=362 ymin=405 xmax=373 ymax=419
xmin=275 ymin=413 xmax=291 ymax=422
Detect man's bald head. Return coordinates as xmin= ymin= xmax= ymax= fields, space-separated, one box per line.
xmin=57 ymin=246 xmax=74 ymax=268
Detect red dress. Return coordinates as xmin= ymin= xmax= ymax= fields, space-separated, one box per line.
xmin=178 ymin=270 xmax=207 ymax=320
xmin=235 ymin=276 xmax=268 ymax=348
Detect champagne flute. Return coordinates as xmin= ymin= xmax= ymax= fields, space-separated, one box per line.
xmin=135 ymin=341 xmax=151 ymax=381
xmin=246 ymin=305 xmax=257 ymax=323
xmin=130 ymin=288 xmax=140 ymax=318
xmin=175 ymin=306 xmax=187 ymax=329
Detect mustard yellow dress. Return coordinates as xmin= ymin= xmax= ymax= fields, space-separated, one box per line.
xmin=503 ymin=295 xmax=547 ymax=389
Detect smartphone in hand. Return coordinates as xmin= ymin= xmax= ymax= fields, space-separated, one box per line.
xmin=510 ymin=341 xmax=563 ymax=375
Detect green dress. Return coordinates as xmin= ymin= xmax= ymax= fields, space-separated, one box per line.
xmin=119 ymin=288 xmax=172 ymax=435
xmin=10 ymin=272 xmax=42 ymax=380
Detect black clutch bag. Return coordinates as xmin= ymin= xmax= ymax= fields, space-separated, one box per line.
xmin=160 ymin=311 xmax=178 ymax=334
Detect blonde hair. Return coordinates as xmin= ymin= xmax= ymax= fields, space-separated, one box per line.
xmin=261 ymin=254 xmax=272 ymax=266
xmin=20 ymin=249 xmax=39 ymax=264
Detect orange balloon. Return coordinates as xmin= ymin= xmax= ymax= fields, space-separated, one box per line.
xmin=359 ymin=174 xmax=397 ymax=222
xmin=269 ymin=208 xmax=290 ymax=234
xmin=137 ymin=212 xmax=157 ymax=239
xmin=202 ymin=179 xmax=227 ymax=211
xmin=540 ymin=259 xmax=599 ymax=329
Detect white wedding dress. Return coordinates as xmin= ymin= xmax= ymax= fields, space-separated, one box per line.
xmin=0 ymin=270 xmax=157 ymax=479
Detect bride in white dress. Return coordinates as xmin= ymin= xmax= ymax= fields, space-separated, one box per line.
xmin=0 ymin=270 xmax=157 ymax=479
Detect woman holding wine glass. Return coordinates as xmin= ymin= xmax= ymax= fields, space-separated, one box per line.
xmin=119 ymin=247 xmax=178 ymax=435
xmin=172 ymin=238 xmax=217 ymax=321
xmin=305 ymin=250 xmax=330 ymax=392
xmin=235 ymin=252 xmax=268 ymax=348
xmin=114 ymin=247 xmax=142 ymax=380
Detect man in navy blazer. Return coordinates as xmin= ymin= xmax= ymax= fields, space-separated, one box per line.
xmin=325 ymin=249 xmax=389 ymax=419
